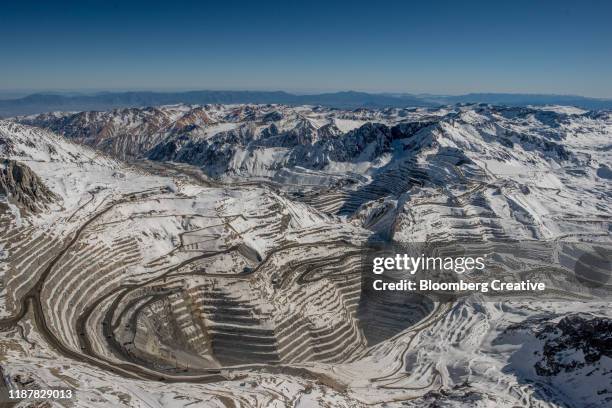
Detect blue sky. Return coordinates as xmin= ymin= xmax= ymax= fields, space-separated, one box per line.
xmin=1 ymin=0 xmax=611 ymax=97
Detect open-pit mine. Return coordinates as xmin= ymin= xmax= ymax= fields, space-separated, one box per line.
xmin=1 ymin=104 xmax=610 ymax=407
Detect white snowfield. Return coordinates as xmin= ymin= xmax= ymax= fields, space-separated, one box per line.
xmin=0 ymin=103 xmax=610 ymax=407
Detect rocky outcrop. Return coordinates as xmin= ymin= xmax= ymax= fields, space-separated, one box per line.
xmin=535 ymin=314 xmax=612 ymax=376
xmin=0 ymin=159 xmax=57 ymax=213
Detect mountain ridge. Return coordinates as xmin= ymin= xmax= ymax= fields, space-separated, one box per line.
xmin=2 ymin=90 xmax=612 ymax=117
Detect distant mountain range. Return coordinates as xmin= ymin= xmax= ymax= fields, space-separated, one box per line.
xmin=1 ymin=90 xmax=611 ymax=117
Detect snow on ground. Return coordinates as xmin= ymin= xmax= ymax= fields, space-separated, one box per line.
xmin=333 ymin=118 xmax=367 ymax=133
xmin=530 ymin=105 xmax=589 ymax=115
xmin=1 ymin=105 xmax=610 ymax=407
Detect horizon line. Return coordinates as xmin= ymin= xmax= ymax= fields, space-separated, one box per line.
xmin=1 ymin=88 xmax=611 ymax=101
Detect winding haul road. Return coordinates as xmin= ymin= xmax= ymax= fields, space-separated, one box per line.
xmin=0 ymin=180 xmax=447 ymax=403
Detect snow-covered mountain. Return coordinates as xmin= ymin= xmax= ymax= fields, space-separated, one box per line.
xmin=18 ymin=104 xmax=612 ymax=241
xmin=1 ymin=104 xmax=611 ymax=407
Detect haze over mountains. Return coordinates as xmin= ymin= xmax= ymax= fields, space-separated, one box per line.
xmin=2 ymin=90 xmax=612 ymax=117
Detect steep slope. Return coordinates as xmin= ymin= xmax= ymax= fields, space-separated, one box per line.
xmin=18 ymin=105 xmax=215 ymax=159
xmin=0 ymin=159 xmax=57 ymax=213
xmin=0 ymin=121 xmax=386 ymax=406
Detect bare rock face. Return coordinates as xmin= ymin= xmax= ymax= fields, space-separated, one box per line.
xmin=535 ymin=314 xmax=612 ymax=376
xmin=0 ymin=159 xmax=57 ymax=213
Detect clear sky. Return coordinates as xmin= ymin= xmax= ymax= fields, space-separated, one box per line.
xmin=2 ymin=0 xmax=611 ymax=97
